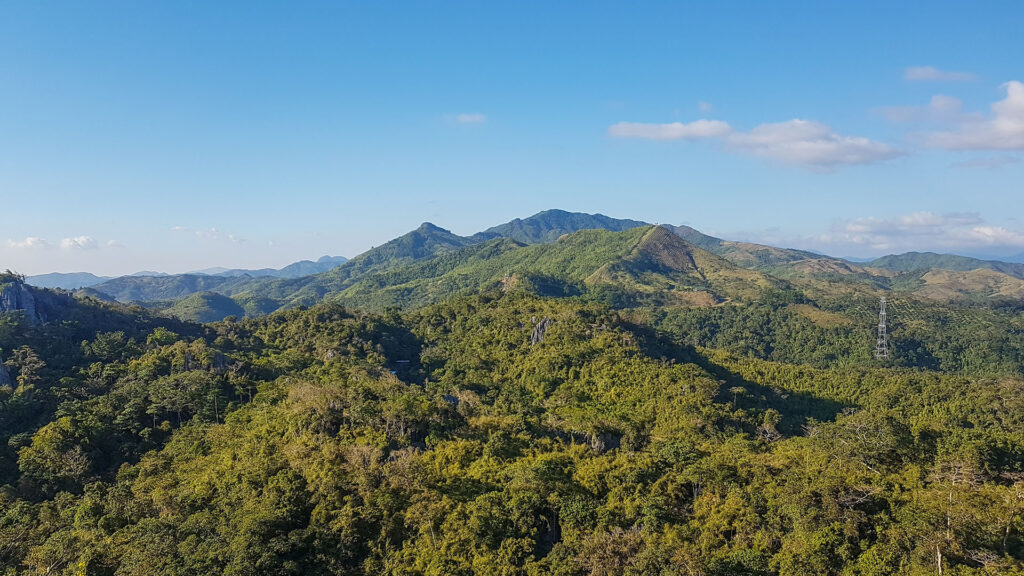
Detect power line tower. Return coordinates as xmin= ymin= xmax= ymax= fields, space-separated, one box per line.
xmin=875 ymin=296 xmax=889 ymax=360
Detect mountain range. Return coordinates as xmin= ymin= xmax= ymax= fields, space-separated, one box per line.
xmin=32 ymin=208 xmax=1024 ymax=322
xmin=26 ymin=255 xmax=348 ymax=290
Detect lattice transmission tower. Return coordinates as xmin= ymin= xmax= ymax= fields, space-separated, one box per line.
xmin=874 ymin=296 xmax=889 ymax=360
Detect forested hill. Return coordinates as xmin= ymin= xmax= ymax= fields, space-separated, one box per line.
xmin=79 ymin=211 xmax=649 ymax=306
xmin=867 ymin=251 xmax=1024 ymax=279
xmin=661 ymin=224 xmax=828 ymax=268
xmin=2 ymin=277 xmax=1023 ymax=574
xmin=327 ymin=225 xmax=781 ymax=310
xmin=32 ymin=256 xmax=349 ymax=292
xmin=79 ymin=211 xmax=659 ymax=312
xmin=63 ymin=211 xmax=1024 ymax=326
xmin=87 ymin=273 xmax=273 ymax=303
xmin=470 ymin=208 xmax=649 ymax=244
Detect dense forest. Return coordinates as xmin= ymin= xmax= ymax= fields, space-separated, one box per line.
xmin=2 ymin=263 xmax=1023 ymax=574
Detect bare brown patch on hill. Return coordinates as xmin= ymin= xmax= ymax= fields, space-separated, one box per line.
xmin=787 ymin=303 xmax=853 ymax=327
xmin=915 ymin=269 xmax=1024 ymax=301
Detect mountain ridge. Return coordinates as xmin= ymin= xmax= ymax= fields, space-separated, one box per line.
xmin=471 ymin=209 xmax=649 ymax=244
xmin=865 ymin=251 xmax=1024 ymax=279
xmin=327 ymin=225 xmax=780 ymax=311
xmin=29 ymin=255 xmax=349 ymax=291
xmin=32 ymin=210 xmax=1024 ymax=322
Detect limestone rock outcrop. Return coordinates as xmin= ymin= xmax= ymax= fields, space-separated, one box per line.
xmin=0 ymin=356 xmax=11 ymax=388
xmin=0 ymin=279 xmax=41 ymax=325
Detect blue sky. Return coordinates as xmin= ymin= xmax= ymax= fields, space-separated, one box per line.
xmin=2 ymin=1 xmax=1023 ymax=275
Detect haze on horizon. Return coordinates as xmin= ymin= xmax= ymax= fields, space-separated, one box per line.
xmin=3 ymin=1 xmax=1023 ymax=276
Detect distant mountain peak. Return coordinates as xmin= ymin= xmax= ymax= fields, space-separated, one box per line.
xmin=316 ymin=255 xmax=347 ymax=264
xmin=660 ymin=224 xmax=725 ymax=250
xmin=25 ymin=272 xmax=113 ymax=290
xmin=416 ymin=222 xmax=450 ymax=233
xmin=472 ymin=209 xmax=649 ymax=245
xmin=867 ymin=251 xmax=1024 ymax=279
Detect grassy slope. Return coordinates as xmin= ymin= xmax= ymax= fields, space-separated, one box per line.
xmin=332 ymin=226 xmax=781 ymax=310
xmin=165 ymin=292 xmax=246 ymax=323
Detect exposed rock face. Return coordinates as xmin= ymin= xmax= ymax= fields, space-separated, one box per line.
xmin=530 ymin=316 xmax=553 ymax=344
xmin=0 ymin=281 xmax=40 ymax=325
xmin=212 ymin=351 xmax=229 ymax=372
xmin=0 ymin=356 xmax=11 ymax=388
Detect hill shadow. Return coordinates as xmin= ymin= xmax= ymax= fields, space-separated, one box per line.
xmin=625 ymin=320 xmax=849 ymax=435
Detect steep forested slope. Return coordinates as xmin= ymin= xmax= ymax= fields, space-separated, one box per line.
xmin=2 ymin=281 xmax=1024 ymax=574
xmin=662 ymin=224 xmax=827 ymax=268
xmin=165 ymin=291 xmax=247 ymax=323
xmin=330 ymin=226 xmax=781 ymax=310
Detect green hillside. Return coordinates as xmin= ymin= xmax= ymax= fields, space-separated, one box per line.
xmin=77 ymin=214 xmax=1024 ymax=327
xmin=90 ymin=273 xmax=273 ymax=302
xmin=663 ymin=224 xmax=832 ymax=268
xmin=164 ymin=291 xmax=247 ymax=323
xmin=868 ymin=251 xmax=1024 ymax=279
xmin=2 ymin=285 xmax=1023 ymax=574
xmin=81 ymin=212 xmax=656 ymax=308
xmin=331 ymin=226 xmax=780 ymax=310
xmin=236 ymin=222 xmax=480 ymax=308
xmin=471 ymin=208 xmax=649 ymax=244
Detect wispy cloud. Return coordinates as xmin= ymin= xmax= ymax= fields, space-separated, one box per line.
xmin=172 ymin=226 xmax=245 ymax=244
xmin=735 ymin=211 xmax=1024 ymax=256
xmin=951 ymin=155 xmax=1021 ymax=169
xmin=453 ymin=113 xmax=486 ymax=124
xmin=904 ymin=66 xmax=977 ymax=82
xmin=8 ymin=236 xmax=120 ymax=251
xmin=608 ymin=119 xmax=730 ymax=140
xmin=60 ymin=236 xmax=98 ymax=250
xmin=698 ymin=101 xmax=713 ymax=112
xmin=609 ymin=118 xmax=902 ymax=169
xmin=928 ymin=81 xmax=1024 ymax=150
xmin=6 ymin=237 xmax=51 ymax=249
xmin=876 ymin=94 xmax=964 ymax=123
xmin=817 ymin=212 xmax=1024 ymax=252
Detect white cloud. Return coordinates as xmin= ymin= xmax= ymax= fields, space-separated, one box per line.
xmin=965 ymin=226 xmax=1024 ymax=246
xmin=609 ymin=116 xmax=901 ymax=169
xmin=904 ymin=66 xmax=977 ymax=82
xmin=808 ymin=212 xmax=1024 ymax=253
xmin=60 ymin=236 xmax=98 ymax=250
xmin=608 ymin=119 xmax=731 ymax=140
xmin=839 ymin=212 xmax=982 ymax=238
xmin=928 ymin=81 xmax=1024 ymax=150
xmin=725 ymin=120 xmax=904 ymax=169
xmin=106 ymin=239 xmax=126 ymax=248
xmin=455 ymin=113 xmax=486 ymax=124
xmin=698 ymin=101 xmax=713 ymax=112
xmin=6 ymin=237 xmax=51 ymax=249
xmin=731 ymin=211 xmax=1024 ymax=258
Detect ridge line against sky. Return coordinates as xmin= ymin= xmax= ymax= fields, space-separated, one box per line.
xmin=2 ymin=2 xmax=1022 ymax=275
